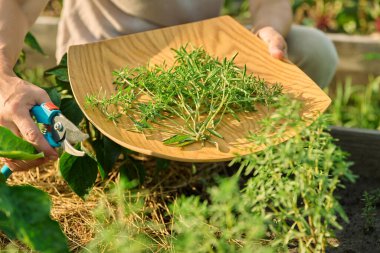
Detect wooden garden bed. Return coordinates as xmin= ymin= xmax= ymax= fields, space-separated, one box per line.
xmin=328 ymin=33 xmax=380 ymax=86
xmin=329 ymin=126 xmax=380 ymax=252
xmin=330 ymin=126 xmax=380 ymax=178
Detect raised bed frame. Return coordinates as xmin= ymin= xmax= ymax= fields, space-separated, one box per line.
xmin=330 ymin=126 xmax=380 ymax=178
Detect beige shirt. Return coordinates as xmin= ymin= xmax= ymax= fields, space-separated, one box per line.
xmin=56 ymin=0 xmax=223 ymax=61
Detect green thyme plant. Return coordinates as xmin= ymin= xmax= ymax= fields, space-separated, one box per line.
xmin=85 ymin=176 xmax=270 ymax=253
xmin=86 ymin=45 xmax=282 ymax=147
xmin=361 ymin=188 xmax=380 ymax=233
xmin=231 ymin=97 xmax=356 ymax=252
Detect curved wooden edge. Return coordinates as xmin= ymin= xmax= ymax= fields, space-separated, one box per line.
xmin=68 ymin=15 xmax=332 ymax=162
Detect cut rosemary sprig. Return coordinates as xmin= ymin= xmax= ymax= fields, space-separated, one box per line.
xmin=86 ymin=45 xmax=283 ymax=147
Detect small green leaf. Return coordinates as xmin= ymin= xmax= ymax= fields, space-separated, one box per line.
xmin=59 ymin=153 xmax=98 ymax=198
xmin=0 ymin=151 xmax=44 ymax=160
xmin=0 ymin=184 xmax=69 ymax=253
xmin=24 ymin=32 xmax=45 ymax=55
xmin=175 ymin=140 xmax=196 ymax=147
xmin=207 ymin=128 xmax=224 ymax=139
xmin=0 ymin=126 xmax=44 ymax=160
xmin=163 ymin=135 xmax=194 ymax=145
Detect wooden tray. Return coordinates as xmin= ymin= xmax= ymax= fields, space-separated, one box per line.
xmin=68 ymin=16 xmax=331 ymax=162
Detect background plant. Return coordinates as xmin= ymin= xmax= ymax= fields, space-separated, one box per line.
xmin=328 ymin=76 xmax=380 ymax=130
xmin=223 ymin=0 xmax=380 ymax=35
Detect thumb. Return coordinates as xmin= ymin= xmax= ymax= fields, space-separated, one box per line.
xmin=256 ymin=26 xmax=288 ymax=60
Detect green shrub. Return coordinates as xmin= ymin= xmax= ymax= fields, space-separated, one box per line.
xmin=329 ymin=76 xmax=380 ymax=130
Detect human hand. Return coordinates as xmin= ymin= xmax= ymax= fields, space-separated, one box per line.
xmin=255 ymin=26 xmax=288 ymax=60
xmin=0 ymin=73 xmax=58 ymax=172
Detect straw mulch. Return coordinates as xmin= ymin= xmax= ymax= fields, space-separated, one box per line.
xmin=0 ymin=157 xmax=231 ymax=252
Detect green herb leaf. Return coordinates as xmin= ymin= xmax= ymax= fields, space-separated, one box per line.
xmin=0 ymin=184 xmax=69 ymax=253
xmin=207 ymin=128 xmax=224 ymax=139
xmin=59 ymin=153 xmax=98 ymax=198
xmin=175 ymin=140 xmax=196 ymax=147
xmin=0 ymin=126 xmax=44 ymax=160
xmin=163 ymin=135 xmax=194 ymax=145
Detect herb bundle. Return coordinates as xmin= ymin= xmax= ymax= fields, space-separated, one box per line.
xmin=86 ymin=45 xmax=282 ymax=147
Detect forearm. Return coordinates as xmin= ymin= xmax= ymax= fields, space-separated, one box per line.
xmin=249 ymin=0 xmax=292 ymax=37
xmin=0 ymin=0 xmax=48 ymax=74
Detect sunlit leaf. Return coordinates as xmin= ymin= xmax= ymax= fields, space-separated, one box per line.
xmin=0 ymin=126 xmax=44 ymax=160
xmin=59 ymin=153 xmax=98 ymax=198
xmin=0 ymin=184 xmax=69 ymax=253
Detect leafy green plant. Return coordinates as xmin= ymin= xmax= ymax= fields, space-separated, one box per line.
xmin=0 ymin=184 xmax=69 ymax=253
xmin=85 ymin=176 xmax=270 ymax=253
xmin=171 ymin=176 xmax=269 ymax=253
xmin=224 ymin=0 xmax=380 ymax=34
xmin=328 ymin=76 xmax=380 ymax=130
xmin=231 ymin=98 xmax=355 ymax=252
xmin=86 ymin=45 xmax=282 ymax=147
xmin=0 ymin=128 xmax=68 ymax=252
xmin=291 ymin=0 xmax=380 ymax=34
xmin=361 ymin=188 xmax=380 ymax=234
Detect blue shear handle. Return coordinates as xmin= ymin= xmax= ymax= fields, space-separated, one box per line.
xmin=1 ymin=165 xmax=12 ymax=179
xmin=31 ymin=102 xmax=62 ymax=147
xmin=31 ymin=102 xmax=61 ymax=125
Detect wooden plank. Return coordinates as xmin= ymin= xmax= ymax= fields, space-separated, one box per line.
xmin=68 ymin=15 xmax=331 ymax=162
xmin=330 ymin=126 xmax=380 ymax=178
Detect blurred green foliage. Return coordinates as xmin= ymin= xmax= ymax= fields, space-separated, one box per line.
xmin=224 ymin=0 xmax=380 ymax=34
xmin=328 ymin=76 xmax=380 ymax=130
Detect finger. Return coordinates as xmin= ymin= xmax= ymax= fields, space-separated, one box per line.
xmin=268 ymin=40 xmax=287 ymax=60
xmin=34 ymin=89 xmax=52 ymax=105
xmin=256 ymin=27 xmax=288 ymax=59
xmin=3 ymin=157 xmax=48 ymax=172
xmin=13 ymin=112 xmax=58 ymax=161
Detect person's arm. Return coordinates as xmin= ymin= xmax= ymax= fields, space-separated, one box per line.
xmin=249 ymin=0 xmax=293 ymax=59
xmin=0 ymin=0 xmax=58 ymax=172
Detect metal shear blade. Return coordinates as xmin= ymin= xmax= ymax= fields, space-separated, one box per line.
xmin=52 ymin=114 xmax=89 ymax=156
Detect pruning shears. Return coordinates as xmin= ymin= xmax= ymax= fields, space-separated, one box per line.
xmin=1 ymin=102 xmax=88 ymax=180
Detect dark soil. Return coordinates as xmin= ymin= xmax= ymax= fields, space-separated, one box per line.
xmin=329 ymin=175 xmax=380 ymax=253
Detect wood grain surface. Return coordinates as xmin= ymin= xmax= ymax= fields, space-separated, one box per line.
xmin=68 ymin=16 xmax=331 ymax=162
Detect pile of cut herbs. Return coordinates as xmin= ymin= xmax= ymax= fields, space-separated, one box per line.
xmin=86 ymin=45 xmax=282 ymax=147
